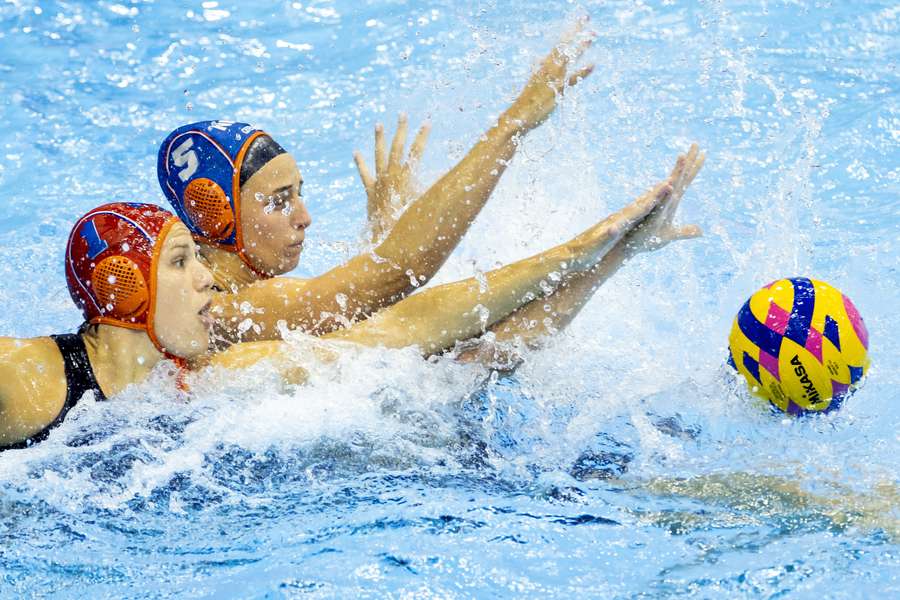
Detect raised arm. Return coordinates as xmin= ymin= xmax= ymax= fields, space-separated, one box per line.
xmin=338 ymin=20 xmax=596 ymax=304
xmin=221 ymin=19 xmax=597 ymax=341
xmin=211 ymin=178 xmax=663 ymax=370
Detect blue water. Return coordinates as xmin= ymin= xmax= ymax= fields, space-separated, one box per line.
xmin=1 ymin=0 xmax=898 ymax=597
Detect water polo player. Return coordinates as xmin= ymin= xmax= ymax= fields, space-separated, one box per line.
xmin=0 ymin=144 xmax=704 ymax=449
xmin=0 ymin=203 xmax=214 ymax=448
xmin=157 ymin=22 xmax=597 ymax=344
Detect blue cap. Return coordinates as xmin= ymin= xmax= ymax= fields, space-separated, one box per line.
xmin=157 ymin=120 xmax=265 ymax=257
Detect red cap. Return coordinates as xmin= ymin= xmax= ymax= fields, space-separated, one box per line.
xmin=65 ymin=203 xmax=178 ymax=353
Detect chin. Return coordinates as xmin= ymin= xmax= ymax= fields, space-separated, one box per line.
xmin=277 ymin=256 xmax=301 ymax=274
xmin=164 ymin=333 xmax=209 ymax=360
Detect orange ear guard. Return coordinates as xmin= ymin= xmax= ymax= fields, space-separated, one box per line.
xmin=183 ymin=177 xmax=235 ymax=240
xmin=91 ymin=256 xmax=150 ymax=320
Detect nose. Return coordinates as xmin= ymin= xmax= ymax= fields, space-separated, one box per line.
xmin=290 ymin=198 xmax=312 ymax=230
xmin=193 ymin=260 xmax=214 ymax=292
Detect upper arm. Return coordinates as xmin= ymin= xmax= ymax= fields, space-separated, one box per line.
xmin=212 ymin=255 xmax=410 ymax=340
xmin=210 ymin=277 xmax=311 ymax=342
xmin=207 ymin=341 xmax=310 ymax=385
xmin=0 ymin=337 xmax=68 ymax=446
xmin=322 ymin=311 xmax=432 ymax=354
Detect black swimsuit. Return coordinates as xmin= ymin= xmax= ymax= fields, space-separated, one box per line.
xmin=1 ymin=334 xmax=106 ymax=450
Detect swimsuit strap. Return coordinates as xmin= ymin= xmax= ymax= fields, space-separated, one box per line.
xmin=0 ymin=334 xmax=106 ymax=450
xmin=51 ymin=333 xmax=107 ymax=408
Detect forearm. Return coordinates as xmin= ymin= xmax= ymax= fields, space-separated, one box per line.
xmin=486 ymin=243 xmax=633 ymax=347
xmin=373 ymin=117 xmax=522 ymax=291
xmin=337 ymin=183 xmax=665 ymax=352
xmin=325 ymin=241 xmax=578 ymax=354
xmin=289 ymin=254 xmax=411 ymax=331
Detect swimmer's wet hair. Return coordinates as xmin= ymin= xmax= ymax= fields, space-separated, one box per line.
xmin=239 ymin=135 xmax=287 ymax=187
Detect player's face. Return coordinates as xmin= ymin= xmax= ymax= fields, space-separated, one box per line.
xmin=239 ymin=153 xmax=312 ymax=276
xmin=153 ymin=223 xmax=215 ymax=359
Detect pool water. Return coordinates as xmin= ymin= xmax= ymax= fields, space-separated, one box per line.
xmin=0 ymin=0 xmax=898 ymax=597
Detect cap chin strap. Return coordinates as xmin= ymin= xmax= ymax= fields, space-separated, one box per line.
xmin=148 ymin=325 xmax=191 ymax=393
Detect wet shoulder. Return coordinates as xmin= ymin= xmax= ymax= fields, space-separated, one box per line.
xmin=0 ymin=336 xmax=68 ymax=445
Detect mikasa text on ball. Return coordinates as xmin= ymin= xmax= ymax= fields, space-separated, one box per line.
xmin=728 ymin=278 xmax=869 ymax=416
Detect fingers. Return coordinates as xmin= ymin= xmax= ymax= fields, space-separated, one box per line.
xmin=670 ymin=144 xmax=703 ymax=213
xmin=628 ymin=182 xmax=669 ymax=222
xmin=673 ymin=149 xmax=703 ymax=206
xmin=674 ymin=224 xmax=703 ymax=240
xmin=374 ymin=123 xmax=387 ymax=177
xmin=353 ymin=151 xmax=375 ymax=196
xmin=408 ymin=121 xmax=431 ymax=166
xmin=389 ymin=113 xmax=408 ymax=169
xmin=557 ymin=15 xmax=593 ymax=56
xmin=661 ymin=143 xmax=700 ymax=208
xmin=549 ymin=16 xmax=595 ymax=76
xmin=684 ymin=151 xmax=706 ymax=189
xmin=679 ymin=143 xmax=699 ymax=191
xmin=667 ymin=154 xmax=687 ymax=192
xmin=566 ymin=64 xmax=595 ymax=89
xmin=571 ymin=32 xmax=596 ymax=62
xmin=556 ymin=14 xmax=588 ymax=51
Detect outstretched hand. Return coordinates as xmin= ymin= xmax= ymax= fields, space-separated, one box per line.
xmin=624 ymin=144 xmax=705 ymax=255
xmin=567 ymin=176 xmax=672 ymax=271
xmin=354 ymin=113 xmax=431 ymax=241
xmin=503 ymin=16 xmax=596 ymax=133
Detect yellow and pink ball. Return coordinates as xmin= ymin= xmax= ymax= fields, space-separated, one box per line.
xmin=728 ymin=278 xmax=869 ymax=416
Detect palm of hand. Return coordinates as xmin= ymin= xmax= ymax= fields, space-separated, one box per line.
xmin=370 ymin=157 xmax=413 ymax=221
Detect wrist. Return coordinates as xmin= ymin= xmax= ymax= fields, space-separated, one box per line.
xmin=609 ymin=243 xmax=635 ymax=263
xmin=497 ymin=107 xmax=530 ymax=138
xmin=619 ymin=241 xmax=640 ymax=259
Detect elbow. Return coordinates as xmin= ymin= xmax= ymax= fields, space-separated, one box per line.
xmin=375 ymin=242 xmax=442 ymax=290
xmin=372 ymin=262 xmax=424 ymax=307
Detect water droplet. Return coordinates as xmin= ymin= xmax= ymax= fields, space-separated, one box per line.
xmin=335 ymin=293 xmax=348 ymax=311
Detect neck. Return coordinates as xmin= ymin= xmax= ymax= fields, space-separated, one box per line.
xmin=199 ymin=244 xmax=262 ymax=290
xmin=82 ymin=325 xmax=162 ymax=397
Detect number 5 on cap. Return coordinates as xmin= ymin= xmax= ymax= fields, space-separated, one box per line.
xmin=173 ymin=138 xmax=199 ymax=182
